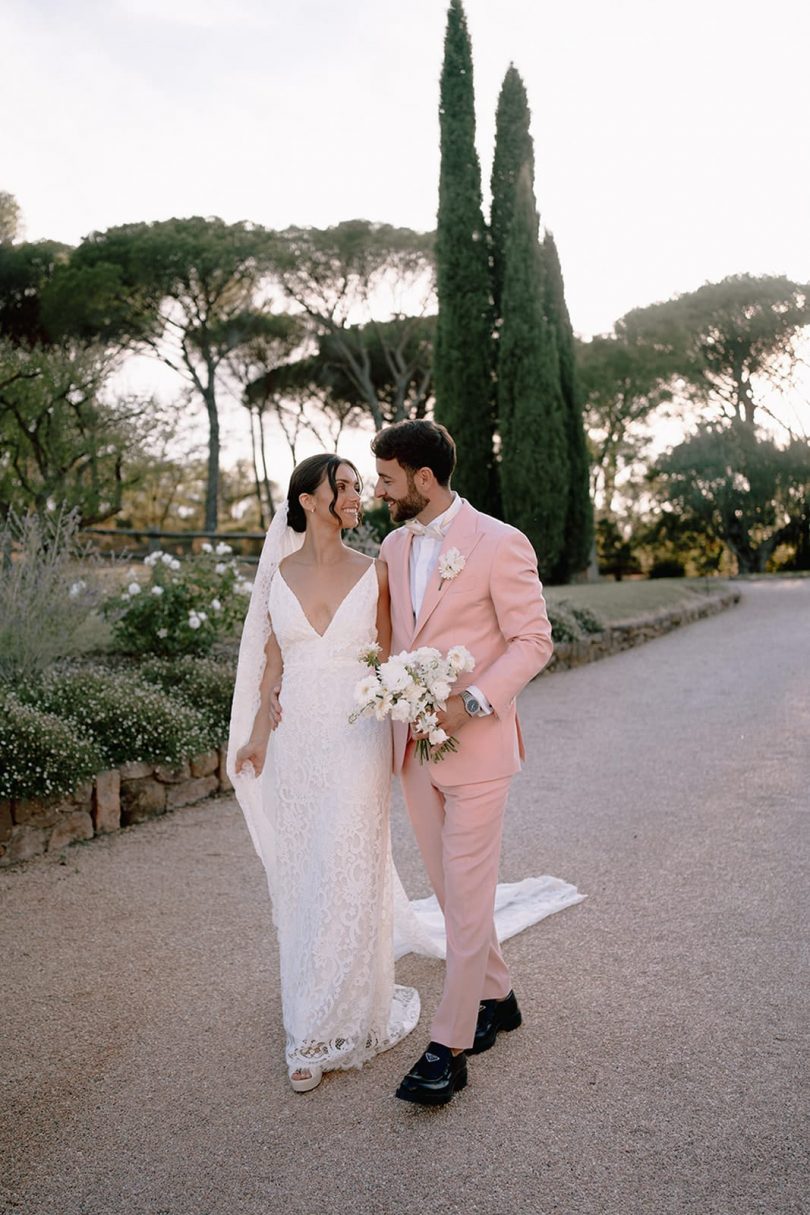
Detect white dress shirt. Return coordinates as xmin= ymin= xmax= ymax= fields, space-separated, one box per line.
xmin=405 ymin=495 xmax=492 ymax=716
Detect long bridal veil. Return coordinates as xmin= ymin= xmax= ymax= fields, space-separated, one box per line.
xmin=393 ymin=871 xmax=584 ymax=961
xmin=227 ymin=501 xmax=304 ymax=905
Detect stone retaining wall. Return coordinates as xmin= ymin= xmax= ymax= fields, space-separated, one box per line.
xmin=545 ymin=587 xmax=741 ymax=673
xmin=0 ymin=747 xmax=232 ymax=867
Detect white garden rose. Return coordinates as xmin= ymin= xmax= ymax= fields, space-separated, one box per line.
xmin=447 ymin=645 xmax=475 ymax=673
xmin=379 ymin=657 xmax=411 ymax=693
xmin=151 ymin=586 xmax=164 ymax=597
xmin=429 ymin=727 xmax=449 ymax=746
xmin=390 ymin=699 xmax=413 ymax=722
xmin=354 ymin=675 xmax=380 ymax=705
xmin=127 ymin=582 xmax=141 ymax=596
xmin=430 ymin=680 xmax=452 ymax=703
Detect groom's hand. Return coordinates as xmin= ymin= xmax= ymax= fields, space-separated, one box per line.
xmin=435 ymin=694 xmax=470 ymax=738
xmin=268 ymin=683 xmax=282 ymax=727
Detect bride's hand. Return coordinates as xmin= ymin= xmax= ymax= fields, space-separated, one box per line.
xmin=235 ymin=735 xmax=269 ymax=777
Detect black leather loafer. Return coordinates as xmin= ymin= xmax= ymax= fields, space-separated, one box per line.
xmin=467 ymin=990 xmax=522 ymax=1055
xmin=395 ymin=1042 xmax=468 ymax=1106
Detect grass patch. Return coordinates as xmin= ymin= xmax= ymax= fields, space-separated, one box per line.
xmin=545 ymin=578 xmax=731 ymax=624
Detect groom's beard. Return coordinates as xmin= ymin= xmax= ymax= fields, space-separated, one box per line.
xmin=385 ymin=484 xmax=429 ymax=523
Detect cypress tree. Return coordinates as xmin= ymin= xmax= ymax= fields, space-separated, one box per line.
xmin=543 ymin=231 xmax=594 ymax=579
xmin=490 ymin=65 xmax=534 ymax=318
xmin=433 ymin=0 xmax=499 ymax=515
xmin=498 ymin=166 xmax=568 ymax=578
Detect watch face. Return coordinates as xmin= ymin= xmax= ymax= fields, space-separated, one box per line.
xmin=463 ymin=694 xmax=480 ymax=715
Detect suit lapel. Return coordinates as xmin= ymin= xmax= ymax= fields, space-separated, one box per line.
xmin=392 ymin=527 xmax=415 ymax=643
xmin=413 ymin=501 xmax=483 ymax=640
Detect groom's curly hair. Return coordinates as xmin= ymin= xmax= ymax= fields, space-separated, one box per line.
xmin=371 ymin=420 xmax=456 ymax=486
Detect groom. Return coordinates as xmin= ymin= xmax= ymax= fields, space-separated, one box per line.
xmin=372 ymin=419 xmax=554 ymax=1106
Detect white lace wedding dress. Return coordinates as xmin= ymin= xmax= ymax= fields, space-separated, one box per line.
xmin=263 ymin=560 xmax=420 ymax=1074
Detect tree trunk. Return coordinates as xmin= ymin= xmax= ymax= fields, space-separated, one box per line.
xmin=248 ymin=408 xmax=267 ymax=529
xmin=256 ymin=409 xmax=275 ymax=520
xmin=204 ymin=382 xmax=219 ymax=532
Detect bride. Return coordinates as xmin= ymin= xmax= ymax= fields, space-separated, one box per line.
xmin=228 ymin=451 xmax=584 ymax=1095
xmin=229 ymin=453 xmax=419 ymax=1092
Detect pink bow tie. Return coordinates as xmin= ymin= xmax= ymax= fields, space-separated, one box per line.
xmin=405 ymin=518 xmax=446 ymax=542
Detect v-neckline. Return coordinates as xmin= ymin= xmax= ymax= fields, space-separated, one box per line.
xmin=277 ymin=560 xmax=375 ymax=639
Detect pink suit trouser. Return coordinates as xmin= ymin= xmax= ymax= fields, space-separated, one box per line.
xmin=400 ymin=744 xmax=513 ymax=1050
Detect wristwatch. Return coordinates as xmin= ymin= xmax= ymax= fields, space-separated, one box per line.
xmin=460 ymin=689 xmax=482 ymax=717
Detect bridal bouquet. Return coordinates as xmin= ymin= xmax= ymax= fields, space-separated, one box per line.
xmin=350 ymin=644 xmax=475 ymax=762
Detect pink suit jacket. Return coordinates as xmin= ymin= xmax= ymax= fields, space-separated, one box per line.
xmin=380 ymin=500 xmax=554 ymax=786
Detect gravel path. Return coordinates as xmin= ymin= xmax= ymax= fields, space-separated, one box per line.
xmin=2 ymin=580 xmax=808 ymax=1215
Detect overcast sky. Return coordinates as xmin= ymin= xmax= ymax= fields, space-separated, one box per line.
xmin=3 ymin=0 xmax=809 ymax=482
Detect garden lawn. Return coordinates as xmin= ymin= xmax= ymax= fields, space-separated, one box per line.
xmin=545 ymin=578 xmax=732 ymax=624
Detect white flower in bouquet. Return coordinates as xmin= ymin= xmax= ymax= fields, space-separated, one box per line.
xmin=379 ymin=656 xmax=411 ymax=694
xmin=391 ymin=699 xmax=414 ymax=723
xmin=354 ymin=673 xmax=381 ymax=708
xmin=446 ymin=645 xmax=475 ymax=674
xmin=358 ymin=642 xmax=382 ymax=666
xmin=429 ymin=678 xmax=452 ymax=703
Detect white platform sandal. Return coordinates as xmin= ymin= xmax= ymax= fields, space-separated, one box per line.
xmin=289 ymin=1064 xmax=323 ymax=1093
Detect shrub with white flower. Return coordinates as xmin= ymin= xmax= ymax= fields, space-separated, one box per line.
xmin=104 ymin=544 xmax=252 ymax=657
xmin=139 ymin=654 xmax=235 ymax=744
xmin=25 ymin=665 xmax=211 ymax=767
xmin=0 ymin=685 xmax=102 ymax=800
xmin=350 ymin=643 xmax=475 ymax=762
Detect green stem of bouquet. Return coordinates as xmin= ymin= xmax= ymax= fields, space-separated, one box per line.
xmin=416 ymin=736 xmax=459 ymax=764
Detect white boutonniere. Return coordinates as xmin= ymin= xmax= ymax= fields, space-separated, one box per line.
xmin=438 ymin=547 xmax=465 ymax=583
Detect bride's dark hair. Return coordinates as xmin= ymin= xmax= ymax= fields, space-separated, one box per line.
xmin=286 ymin=453 xmax=363 ymax=533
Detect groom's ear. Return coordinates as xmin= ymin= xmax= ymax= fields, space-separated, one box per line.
xmin=414 ymin=466 xmax=436 ymax=493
